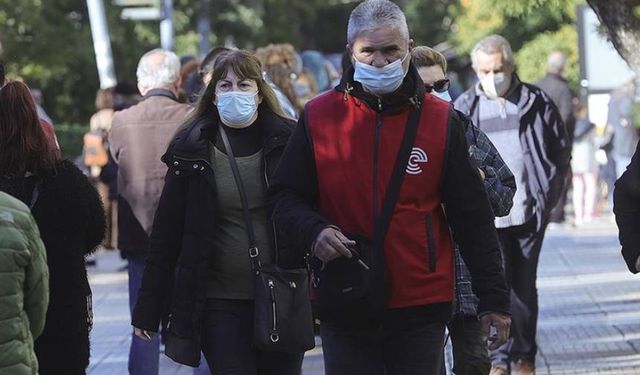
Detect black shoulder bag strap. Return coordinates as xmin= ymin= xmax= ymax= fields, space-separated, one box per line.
xmin=374 ymin=98 xmax=423 ymax=248
xmin=369 ymin=98 xmax=423 ymax=312
xmin=218 ymin=125 xmax=262 ymax=271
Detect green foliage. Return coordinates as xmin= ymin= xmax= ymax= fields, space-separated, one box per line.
xmin=0 ymin=0 xmax=587 ymax=126
xmin=451 ymin=0 xmax=581 ymax=56
xmin=55 ymin=123 xmax=88 ymax=160
xmin=515 ymin=25 xmax=579 ymax=90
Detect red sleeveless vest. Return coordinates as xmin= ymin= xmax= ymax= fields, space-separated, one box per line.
xmin=306 ymin=90 xmax=455 ymax=308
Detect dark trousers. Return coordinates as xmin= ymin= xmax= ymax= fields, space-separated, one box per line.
xmin=128 ymin=257 xmax=161 ymax=375
xmin=491 ymin=218 xmax=546 ymax=365
xmin=320 ymin=309 xmax=446 ymax=375
xmin=447 ymin=316 xmax=490 ymax=375
xmin=200 ymin=299 xmax=304 ymax=375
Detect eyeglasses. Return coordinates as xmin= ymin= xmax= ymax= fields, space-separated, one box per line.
xmin=424 ymin=78 xmax=450 ymax=93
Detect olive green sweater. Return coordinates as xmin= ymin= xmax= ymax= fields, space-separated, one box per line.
xmin=0 ymin=191 xmax=49 ymax=375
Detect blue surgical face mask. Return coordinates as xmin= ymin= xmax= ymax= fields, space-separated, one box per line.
xmin=353 ymin=52 xmax=409 ymax=96
xmin=216 ymin=91 xmax=259 ymax=128
xmin=432 ymin=90 xmax=451 ymax=102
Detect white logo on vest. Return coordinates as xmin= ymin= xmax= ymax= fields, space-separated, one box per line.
xmin=406 ymin=147 xmax=428 ymax=175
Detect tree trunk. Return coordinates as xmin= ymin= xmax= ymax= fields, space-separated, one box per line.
xmin=586 ymin=0 xmax=640 ymax=76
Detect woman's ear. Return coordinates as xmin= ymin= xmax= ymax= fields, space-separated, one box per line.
xmin=256 ymin=94 xmax=263 ymax=105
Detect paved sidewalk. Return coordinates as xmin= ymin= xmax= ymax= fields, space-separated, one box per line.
xmin=87 ymin=216 xmax=640 ymax=374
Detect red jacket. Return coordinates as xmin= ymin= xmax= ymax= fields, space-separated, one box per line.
xmin=306 ymin=90 xmax=454 ymax=308
xmin=269 ymin=64 xmax=509 ymax=317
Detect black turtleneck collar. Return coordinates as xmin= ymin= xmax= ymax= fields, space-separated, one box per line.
xmin=214 ymin=117 xmax=264 ymax=157
xmin=336 ymin=61 xmax=425 ymax=114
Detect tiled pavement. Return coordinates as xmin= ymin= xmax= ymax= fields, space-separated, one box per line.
xmin=87 ymin=216 xmax=640 ymax=374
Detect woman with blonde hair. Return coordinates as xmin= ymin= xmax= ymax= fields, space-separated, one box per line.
xmin=131 ymin=50 xmax=305 ymax=374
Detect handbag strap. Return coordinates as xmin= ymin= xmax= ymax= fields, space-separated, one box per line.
xmin=373 ymin=98 xmax=423 ymax=249
xmin=220 ymin=96 xmax=423 ymax=270
xmin=218 ymin=125 xmax=262 ymax=271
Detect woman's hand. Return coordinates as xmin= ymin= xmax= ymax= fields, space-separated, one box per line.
xmin=134 ymin=327 xmax=154 ymax=341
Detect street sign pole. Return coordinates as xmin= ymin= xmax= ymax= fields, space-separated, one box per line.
xmin=87 ymin=0 xmax=117 ymax=88
xmin=160 ymin=0 xmax=174 ymax=51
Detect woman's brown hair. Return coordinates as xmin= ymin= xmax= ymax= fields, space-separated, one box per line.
xmin=189 ymin=49 xmax=286 ymax=122
xmin=0 ymin=81 xmax=60 ymax=176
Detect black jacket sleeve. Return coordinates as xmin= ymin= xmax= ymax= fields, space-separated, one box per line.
xmin=442 ymin=109 xmax=510 ymax=315
xmin=614 ymin=140 xmax=640 ymax=273
xmin=132 ymin=169 xmax=187 ymax=331
xmin=539 ymin=90 xmax=571 ymax=212
xmin=268 ymin=110 xmax=331 ymax=254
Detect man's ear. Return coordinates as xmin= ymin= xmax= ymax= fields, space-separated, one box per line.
xmin=408 ymin=39 xmax=414 ymax=51
xmin=137 ymin=83 xmax=148 ymax=96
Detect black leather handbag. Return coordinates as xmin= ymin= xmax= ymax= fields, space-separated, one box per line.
xmin=219 ymin=125 xmax=315 ymax=353
xmin=310 ymin=99 xmax=424 ymax=326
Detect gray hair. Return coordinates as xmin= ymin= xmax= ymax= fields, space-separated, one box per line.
xmin=347 ymin=0 xmax=409 ymax=46
xmin=136 ymin=49 xmax=181 ymax=90
xmin=471 ymin=35 xmax=515 ymax=70
xmin=547 ymin=51 xmax=566 ymax=75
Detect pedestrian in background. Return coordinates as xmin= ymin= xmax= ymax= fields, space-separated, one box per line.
xmin=109 ymin=49 xmax=191 ymax=375
xmin=132 ymin=49 xmax=304 ymax=374
xmin=606 ymin=80 xmax=639 ymax=178
xmin=536 ymin=51 xmax=576 ymax=224
xmin=0 ymin=80 xmax=105 ymax=375
xmin=572 ymin=101 xmax=598 ymax=226
xmin=413 ymin=45 xmax=516 ymax=375
xmin=87 ymin=88 xmax=118 ymax=249
xmin=270 ymin=2 xmax=511 ymax=374
xmin=0 ymin=191 xmax=49 ymax=375
xmin=455 ymin=35 xmax=570 ymax=375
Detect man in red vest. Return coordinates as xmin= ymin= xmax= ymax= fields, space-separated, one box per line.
xmin=270 ymin=1 xmax=510 ymax=374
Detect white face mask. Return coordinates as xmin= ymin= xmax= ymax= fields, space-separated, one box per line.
xmin=432 ymin=90 xmax=452 ymax=102
xmin=353 ymin=52 xmax=409 ymax=96
xmin=480 ymin=72 xmax=511 ymax=98
xmin=216 ymin=91 xmax=259 ymax=128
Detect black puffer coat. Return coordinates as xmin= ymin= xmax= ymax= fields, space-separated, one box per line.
xmin=132 ymin=108 xmax=298 ymax=366
xmin=0 ymin=160 xmax=105 ymax=375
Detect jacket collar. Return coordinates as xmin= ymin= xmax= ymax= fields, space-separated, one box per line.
xmin=336 ymin=61 xmax=424 ymax=114
xmin=163 ymin=107 xmax=292 ymax=165
xmin=143 ymin=88 xmax=179 ymax=102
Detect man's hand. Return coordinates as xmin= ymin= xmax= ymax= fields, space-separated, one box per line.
xmin=312 ymin=227 xmax=355 ymax=263
xmin=480 ymin=312 xmax=511 ymax=350
xmin=134 ymin=327 xmax=154 ymax=341
xmin=478 ymin=168 xmax=485 ymax=180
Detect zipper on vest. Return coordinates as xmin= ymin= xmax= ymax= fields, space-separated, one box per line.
xmin=373 ymin=113 xmax=383 ymax=225
xmin=425 ymin=214 xmax=437 ymax=272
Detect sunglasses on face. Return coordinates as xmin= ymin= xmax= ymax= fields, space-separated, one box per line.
xmin=424 ymin=78 xmax=450 ymax=93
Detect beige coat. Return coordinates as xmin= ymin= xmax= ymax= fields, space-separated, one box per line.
xmin=109 ymin=92 xmax=191 ymax=235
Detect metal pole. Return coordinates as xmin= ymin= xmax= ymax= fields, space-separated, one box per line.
xmin=160 ymin=0 xmax=174 ymax=50
xmin=197 ymin=0 xmax=211 ymax=57
xmin=86 ymin=0 xmax=117 ymax=88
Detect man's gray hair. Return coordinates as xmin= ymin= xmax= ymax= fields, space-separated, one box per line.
xmin=471 ymin=35 xmax=515 ymax=70
xmin=347 ymin=0 xmax=409 ymax=46
xmin=136 ymin=49 xmax=181 ymax=90
xmin=547 ymin=51 xmax=567 ymax=75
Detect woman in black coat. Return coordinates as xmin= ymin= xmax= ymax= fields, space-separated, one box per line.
xmin=614 ymin=140 xmax=640 ymax=273
xmin=0 ymin=81 xmax=105 ymax=374
xmin=132 ymin=50 xmax=305 ymax=374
